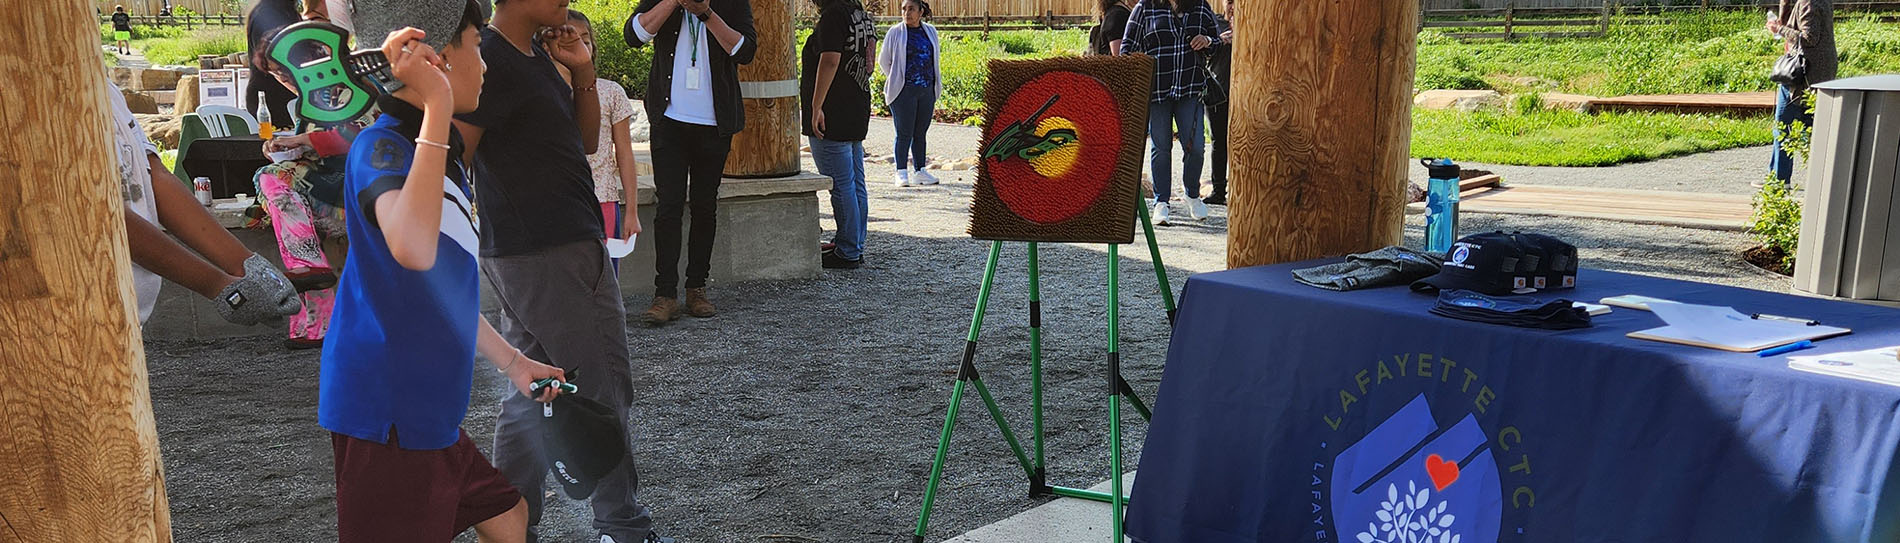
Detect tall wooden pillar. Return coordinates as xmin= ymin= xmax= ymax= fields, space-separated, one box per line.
xmin=0 ymin=2 xmax=173 ymax=541
xmin=723 ymin=0 xmax=801 ymax=178
xmin=1226 ymin=0 xmax=1419 ymax=268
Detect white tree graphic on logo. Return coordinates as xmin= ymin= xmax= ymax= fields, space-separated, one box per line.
xmin=1356 ymin=480 xmax=1458 ymax=543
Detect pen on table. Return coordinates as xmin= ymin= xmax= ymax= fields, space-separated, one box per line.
xmin=1759 ymin=340 xmax=1816 ymax=358
xmin=1752 ymin=313 xmax=1820 ymax=326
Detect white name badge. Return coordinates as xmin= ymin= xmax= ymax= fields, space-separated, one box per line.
xmin=686 ymin=67 xmax=702 ymax=90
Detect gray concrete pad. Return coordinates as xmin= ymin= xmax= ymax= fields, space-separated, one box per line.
xmin=944 ymin=473 xmax=1137 ymax=543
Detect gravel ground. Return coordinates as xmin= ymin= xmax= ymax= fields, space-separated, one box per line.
xmin=148 ymin=118 xmax=1790 ymax=542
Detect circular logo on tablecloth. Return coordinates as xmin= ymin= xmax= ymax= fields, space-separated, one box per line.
xmin=1309 ymin=353 xmax=1537 ymax=543
xmin=981 ymin=71 xmax=1122 ymax=225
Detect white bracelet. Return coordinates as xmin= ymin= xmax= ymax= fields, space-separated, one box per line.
xmin=415 ymin=138 xmax=451 ymax=151
xmin=499 ymin=351 xmax=522 ymax=374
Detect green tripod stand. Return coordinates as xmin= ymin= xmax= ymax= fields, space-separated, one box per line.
xmin=911 ymin=198 xmax=1177 ymax=543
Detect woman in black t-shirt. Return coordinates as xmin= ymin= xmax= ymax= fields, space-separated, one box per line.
xmin=243 ymin=0 xmax=301 ymax=127
xmin=802 ymin=0 xmax=877 ymax=268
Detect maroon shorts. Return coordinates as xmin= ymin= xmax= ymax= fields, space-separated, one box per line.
xmin=331 ymin=429 xmax=522 ymax=542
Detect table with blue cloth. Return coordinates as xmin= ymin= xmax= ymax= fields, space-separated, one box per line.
xmin=1127 ymin=261 xmax=1900 ymax=543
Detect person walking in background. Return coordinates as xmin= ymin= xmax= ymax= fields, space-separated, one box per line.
xmin=1766 ymin=0 xmax=1836 ymax=186
xmin=112 ymin=5 xmax=132 ymax=55
xmin=1121 ymin=0 xmax=1221 ymax=226
xmin=1090 ymin=0 xmax=1134 ymax=56
xmin=877 ymin=0 xmax=941 ymax=188
xmin=625 ymin=0 xmax=758 ymax=325
xmin=453 ymin=0 xmax=664 ymax=540
xmin=571 ymin=10 xmax=643 ymax=271
xmin=803 ymin=0 xmax=877 ymax=270
xmin=1202 ymin=0 xmax=1233 ymax=206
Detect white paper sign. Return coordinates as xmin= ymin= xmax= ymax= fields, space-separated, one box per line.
xmin=199 ymin=69 xmax=238 ymax=108
xmin=606 ymin=236 xmax=637 ymax=259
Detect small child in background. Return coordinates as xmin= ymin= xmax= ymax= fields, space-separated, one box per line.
xmin=570 ymin=9 xmax=642 ymax=270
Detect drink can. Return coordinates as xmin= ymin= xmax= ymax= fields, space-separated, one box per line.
xmin=193 ymin=177 xmax=213 ymax=206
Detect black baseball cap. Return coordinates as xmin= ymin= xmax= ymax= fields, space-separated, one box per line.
xmin=1411 ymin=232 xmax=1527 ymax=296
xmin=540 ymin=392 xmax=628 ymax=500
xmin=1512 ymin=232 xmax=1578 ymax=289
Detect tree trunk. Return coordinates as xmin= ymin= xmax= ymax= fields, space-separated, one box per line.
xmin=1227 ymin=0 xmax=1418 ymax=268
xmin=722 ymin=0 xmax=801 ymax=178
xmin=0 ymin=1 xmax=173 ymax=541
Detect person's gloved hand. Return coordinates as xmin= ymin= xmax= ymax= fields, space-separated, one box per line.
xmin=216 ymin=254 xmax=302 ymax=325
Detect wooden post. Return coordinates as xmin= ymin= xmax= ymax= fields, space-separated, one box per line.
xmin=1599 ymin=0 xmax=1610 ymax=35
xmin=721 ymin=0 xmax=801 ymax=178
xmin=1226 ymin=0 xmax=1418 ymax=268
xmin=1502 ymin=1 xmax=1514 ymax=40
xmin=0 ymin=1 xmax=173 ymax=542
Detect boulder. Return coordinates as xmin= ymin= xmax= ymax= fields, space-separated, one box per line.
xmin=1413 ymin=89 xmax=1503 ymax=112
xmin=136 ymin=67 xmax=184 ymax=91
xmin=137 ymin=114 xmax=182 ymax=149
xmin=121 ymin=88 xmax=160 ymax=114
xmin=174 ymin=75 xmax=201 ymax=116
xmin=1540 ymin=92 xmax=1597 ymax=112
xmin=227 ymin=52 xmax=247 ymax=68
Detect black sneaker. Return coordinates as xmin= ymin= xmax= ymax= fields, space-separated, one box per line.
xmin=1203 ymin=192 xmax=1226 ymax=206
xmin=821 ymin=249 xmax=863 ymax=269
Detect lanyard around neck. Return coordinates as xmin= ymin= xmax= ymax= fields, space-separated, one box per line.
xmin=685 ymin=14 xmax=704 ymax=67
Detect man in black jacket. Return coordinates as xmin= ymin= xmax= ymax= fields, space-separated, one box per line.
xmin=625 ymin=0 xmax=757 ymax=326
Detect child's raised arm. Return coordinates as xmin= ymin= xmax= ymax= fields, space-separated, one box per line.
xmin=367 ymin=28 xmax=457 ymax=271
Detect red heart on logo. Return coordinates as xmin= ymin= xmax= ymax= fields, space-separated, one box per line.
xmin=1425 ymin=454 xmax=1460 ymax=491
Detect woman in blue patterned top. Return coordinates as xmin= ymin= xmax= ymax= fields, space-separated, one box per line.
xmin=877 ymin=0 xmax=943 ymax=187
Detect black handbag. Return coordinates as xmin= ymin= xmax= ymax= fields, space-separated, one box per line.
xmin=1770 ymin=50 xmax=1807 ymax=88
xmin=1200 ymin=61 xmax=1228 ymax=107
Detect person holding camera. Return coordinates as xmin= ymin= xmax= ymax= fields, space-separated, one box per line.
xmin=626 ymin=0 xmax=758 ymax=325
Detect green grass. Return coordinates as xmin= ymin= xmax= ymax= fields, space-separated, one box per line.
xmin=1410 ymin=106 xmax=1773 ymax=167
xmin=571 ymin=0 xmax=656 ymax=99
xmin=113 ymin=26 xmax=244 ymax=65
xmin=1415 ymin=12 xmax=1900 ymax=96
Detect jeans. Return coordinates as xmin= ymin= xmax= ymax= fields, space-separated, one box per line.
xmin=1770 ymin=84 xmax=1811 ymax=185
xmin=1206 ymin=100 xmax=1230 ymax=197
xmin=484 ymin=240 xmax=650 ymax=543
xmin=890 ymin=85 xmax=937 ymax=171
xmin=1148 ymin=97 xmax=1206 ymax=203
xmin=650 ymin=116 xmax=732 ymax=298
xmin=811 ymin=137 xmax=868 ymax=261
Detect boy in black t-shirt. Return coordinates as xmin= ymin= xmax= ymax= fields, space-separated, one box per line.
xmin=111 ymin=5 xmax=132 ymax=55
xmin=452 ymin=0 xmax=662 ymax=541
xmin=802 ymin=0 xmax=877 ymax=269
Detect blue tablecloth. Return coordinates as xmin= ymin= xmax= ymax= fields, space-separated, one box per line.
xmin=1127 ymin=262 xmax=1900 ymax=543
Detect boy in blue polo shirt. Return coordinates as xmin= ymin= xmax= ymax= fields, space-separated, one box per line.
xmin=317 ymin=2 xmax=567 ymax=540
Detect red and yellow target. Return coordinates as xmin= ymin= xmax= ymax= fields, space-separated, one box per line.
xmin=969 ymin=57 xmax=1152 ymax=244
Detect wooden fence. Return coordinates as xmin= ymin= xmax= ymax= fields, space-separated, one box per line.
xmin=99 ymin=13 xmax=243 ymax=28
xmin=94 ymin=0 xmax=234 ymax=16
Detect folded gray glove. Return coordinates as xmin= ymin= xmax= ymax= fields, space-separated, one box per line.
xmin=216 ymin=254 xmax=303 ymax=325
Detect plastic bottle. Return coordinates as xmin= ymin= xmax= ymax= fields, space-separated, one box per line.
xmin=255 ymin=91 xmax=275 ymax=139
xmin=1422 ymin=158 xmax=1462 ymax=254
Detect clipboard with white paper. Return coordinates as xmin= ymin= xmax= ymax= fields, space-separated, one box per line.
xmin=1627 ymin=302 xmax=1850 ymax=352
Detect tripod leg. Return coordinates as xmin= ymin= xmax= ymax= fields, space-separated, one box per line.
xmin=1136 ymin=193 xmax=1178 ymax=325
xmin=1108 ymin=244 xmax=1126 ymax=542
xmin=1028 ymin=242 xmax=1047 ymax=494
xmin=913 ymin=241 xmax=1005 ymax=543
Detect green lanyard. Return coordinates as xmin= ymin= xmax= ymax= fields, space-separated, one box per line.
xmin=686 ymin=15 xmax=703 ymax=67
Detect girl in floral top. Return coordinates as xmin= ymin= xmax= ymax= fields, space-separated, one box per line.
xmin=571 ymin=10 xmax=644 ymax=269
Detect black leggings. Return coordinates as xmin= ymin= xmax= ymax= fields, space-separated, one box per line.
xmin=1207 ymin=101 xmax=1230 ymax=196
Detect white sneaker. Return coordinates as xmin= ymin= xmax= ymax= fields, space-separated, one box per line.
xmin=1152 ymin=201 xmax=1171 ymax=226
xmin=893 ymin=170 xmax=912 ymax=187
xmin=912 ymin=168 xmax=940 ymax=185
xmin=1186 ymin=196 xmax=1210 ymax=220
xmin=601 ymin=536 xmax=616 ymax=543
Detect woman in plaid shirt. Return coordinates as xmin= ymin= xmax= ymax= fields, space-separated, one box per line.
xmin=1120 ymin=0 xmax=1222 ymax=226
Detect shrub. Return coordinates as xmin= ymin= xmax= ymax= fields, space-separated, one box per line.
xmin=571 ymin=0 xmax=656 ymax=98
xmin=101 ymin=23 xmax=190 ymax=42
xmin=1749 ymin=177 xmax=1802 ymax=269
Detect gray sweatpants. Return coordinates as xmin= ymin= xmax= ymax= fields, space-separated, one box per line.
xmin=484 ymin=239 xmax=650 ymax=543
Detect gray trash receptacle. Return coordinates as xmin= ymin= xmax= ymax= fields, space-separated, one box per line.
xmin=1792 ymin=74 xmax=1900 ymax=301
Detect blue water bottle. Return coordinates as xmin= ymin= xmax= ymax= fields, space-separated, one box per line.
xmin=1422 ymin=158 xmax=1462 ymax=254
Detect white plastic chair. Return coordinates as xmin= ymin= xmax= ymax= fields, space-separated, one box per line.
xmin=195 ymin=105 xmax=260 ymax=137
